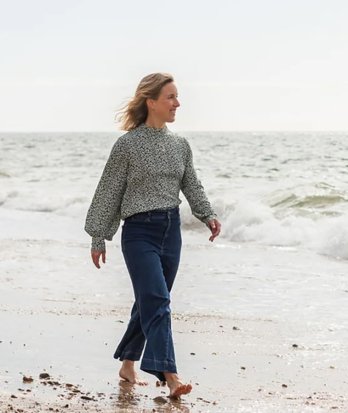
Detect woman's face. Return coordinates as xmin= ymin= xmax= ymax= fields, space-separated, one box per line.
xmin=147 ymin=82 xmax=180 ymax=123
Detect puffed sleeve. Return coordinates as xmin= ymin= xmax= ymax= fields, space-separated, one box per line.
xmin=84 ymin=137 xmax=128 ymax=251
xmin=180 ymin=138 xmax=217 ymax=226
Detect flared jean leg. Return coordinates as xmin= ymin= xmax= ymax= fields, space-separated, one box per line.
xmin=113 ymin=301 xmax=145 ymax=361
xmin=113 ymin=208 xmax=181 ymax=382
xmin=113 ymin=248 xmax=180 ymax=363
xmin=120 ymin=246 xmax=177 ymax=381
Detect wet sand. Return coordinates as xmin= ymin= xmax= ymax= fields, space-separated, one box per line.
xmin=1 ymin=212 xmax=348 ymax=412
xmin=1 ymin=307 xmax=347 ymax=412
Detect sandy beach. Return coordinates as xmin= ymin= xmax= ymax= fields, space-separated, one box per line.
xmin=2 ymin=310 xmax=347 ymax=412
xmin=1 ymin=210 xmax=348 ymax=412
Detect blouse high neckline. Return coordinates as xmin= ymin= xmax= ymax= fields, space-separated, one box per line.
xmin=139 ymin=122 xmax=169 ymax=133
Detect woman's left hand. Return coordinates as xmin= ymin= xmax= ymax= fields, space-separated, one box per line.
xmin=207 ymin=218 xmax=221 ymax=242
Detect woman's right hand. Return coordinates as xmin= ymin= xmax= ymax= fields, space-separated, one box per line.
xmin=91 ymin=249 xmax=106 ymax=269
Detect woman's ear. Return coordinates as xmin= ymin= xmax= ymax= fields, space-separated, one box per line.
xmin=146 ymin=97 xmax=156 ymax=112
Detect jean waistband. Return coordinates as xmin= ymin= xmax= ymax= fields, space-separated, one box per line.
xmin=125 ymin=206 xmax=179 ymax=220
xmin=150 ymin=206 xmax=179 ymax=214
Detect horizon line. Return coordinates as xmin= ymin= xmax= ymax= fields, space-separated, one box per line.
xmin=1 ymin=129 xmax=348 ymax=134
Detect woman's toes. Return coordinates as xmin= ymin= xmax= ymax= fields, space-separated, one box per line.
xmin=170 ymin=383 xmax=192 ymax=398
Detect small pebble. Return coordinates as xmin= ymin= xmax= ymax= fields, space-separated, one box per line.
xmin=81 ymin=395 xmax=95 ymax=401
xmin=22 ymin=375 xmax=34 ymax=383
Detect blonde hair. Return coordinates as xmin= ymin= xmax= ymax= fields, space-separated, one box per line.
xmin=115 ymin=72 xmax=174 ymax=131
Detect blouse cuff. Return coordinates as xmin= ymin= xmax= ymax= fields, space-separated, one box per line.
xmin=202 ymin=214 xmax=218 ymax=225
xmin=91 ymin=237 xmax=106 ymax=252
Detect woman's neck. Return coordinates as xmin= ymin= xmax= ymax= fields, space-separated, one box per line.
xmin=144 ymin=117 xmax=166 ymax=129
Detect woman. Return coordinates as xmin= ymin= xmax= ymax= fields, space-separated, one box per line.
xmin=84 ymin=72 xmax=221 ymax=398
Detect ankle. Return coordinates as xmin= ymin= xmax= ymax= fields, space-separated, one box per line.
xmin=122 ymin=359 xmax=135 ymax=368
xmin=164 ymin=372 xmax=179 ymax=383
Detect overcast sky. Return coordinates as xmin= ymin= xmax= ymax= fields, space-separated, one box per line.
xmin=1 ymin=0 xmax=347 ymax=132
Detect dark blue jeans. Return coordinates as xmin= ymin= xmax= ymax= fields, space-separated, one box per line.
xmin=114 ymin=206 xmax=182 ymax=381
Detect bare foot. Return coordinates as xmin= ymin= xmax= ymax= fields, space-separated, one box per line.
xmin=164 ymin=373 xmax=192 ymax=398
xmin=119 ymin=364 xmax=148 ymax=386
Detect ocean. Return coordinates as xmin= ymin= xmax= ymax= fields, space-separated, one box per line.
xmin=1 ymin=130 xmax=348 ymax=258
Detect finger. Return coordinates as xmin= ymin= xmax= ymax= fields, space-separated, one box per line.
xmin=93 ymin=257 xmax=100 ymax=269
xmin=210 ymin=227 xmax=220 ymax=240
xmin=212 ymin=230 xmax=220 ymax=238
xmin=211 ymin=227 xmax=219 ymax=237
xmin=213 ymin=227 xmax=220 ymax=236
xmin=91 ymin=251 xmax=100 ymax=269
xmin=208 ymin=219 xmax=221 ymax=240
xmin=213 ymin=222 xmax=221 ymax=236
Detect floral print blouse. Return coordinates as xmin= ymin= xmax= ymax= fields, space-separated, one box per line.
xmin=84 ymin=122 xmax=217 ymax=251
